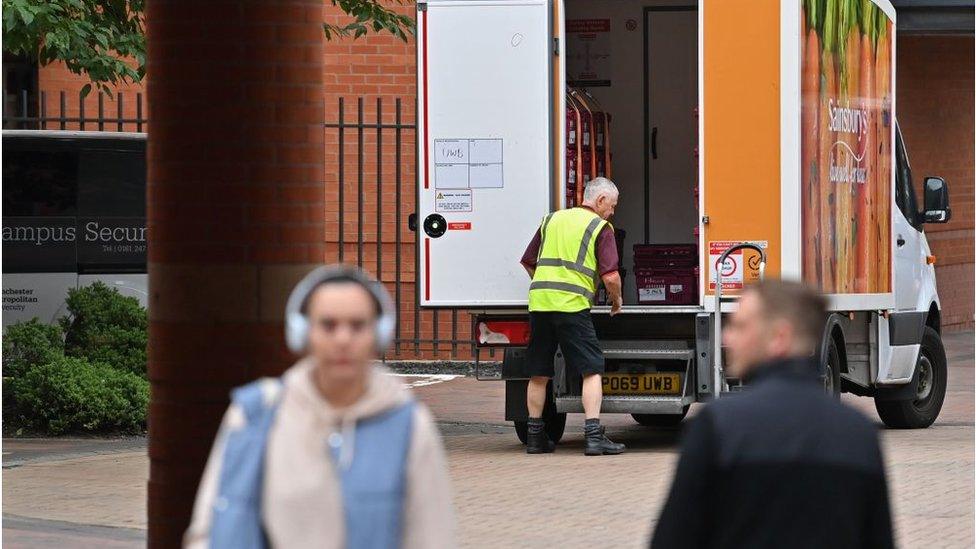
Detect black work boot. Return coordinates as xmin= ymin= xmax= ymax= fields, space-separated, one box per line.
xmin=584 ymin=419 xmax=625 ymax=456
xmin=526 ymin=418 xmax=555 ymax=454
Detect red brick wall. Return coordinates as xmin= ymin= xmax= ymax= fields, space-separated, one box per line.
xmin=38 ymin=62 xmax=147 ymax=132
xmin=897 ymin=35 xmax=975 ymax=332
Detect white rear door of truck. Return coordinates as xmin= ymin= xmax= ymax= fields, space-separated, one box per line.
xmin=417 ymin=0 xmax=553 ymax=307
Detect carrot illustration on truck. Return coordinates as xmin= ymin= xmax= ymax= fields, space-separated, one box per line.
xmin=818 ymin=0 xmax=838 ymax=291
xmin=875 ymin=13 xmax=893 ymax=292
xmin=801 ymin=0 xmax=822 ymax=285
xmin=802 ymin=0 xmax=892 ymax=294
xmin=836 ymin=0 xmax=859 ymax=293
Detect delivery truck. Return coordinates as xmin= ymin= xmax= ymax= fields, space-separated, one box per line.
xmin=413 ymin=0 xmax=953 ymax=441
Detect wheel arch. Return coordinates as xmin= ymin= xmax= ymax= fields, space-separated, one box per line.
xmin=926 ymin=303 xmax=941 ymax=334
xmin=820 ymin=314 xmax=849 ymax=374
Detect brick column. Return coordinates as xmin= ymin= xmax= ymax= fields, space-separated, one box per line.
xmin=145 ymin=2 xmax=324 ymax=545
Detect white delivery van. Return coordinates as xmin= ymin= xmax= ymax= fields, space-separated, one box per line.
xmin=2 ymin=130 xmax=148 ymax=327
xmin=414 ymin=0 xmax=952 ymax=441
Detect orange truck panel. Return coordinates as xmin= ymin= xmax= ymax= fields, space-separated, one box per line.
xmin=702 ymin=0 xmax=782 ymax=294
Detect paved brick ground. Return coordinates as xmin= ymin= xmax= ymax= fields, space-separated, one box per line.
xmin=1 ymin=516 xmax=143 ymax=549
xmin=3 ymin=332 xmax=973 ymax=547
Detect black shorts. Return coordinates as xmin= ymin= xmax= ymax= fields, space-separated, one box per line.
xmin=526 ymin=310 xmax=605 ymax=378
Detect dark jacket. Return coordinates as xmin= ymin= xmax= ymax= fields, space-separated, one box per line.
xmin=651 ymin=358 xmax=894 ymax=549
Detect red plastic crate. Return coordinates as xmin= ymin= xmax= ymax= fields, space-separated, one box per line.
xmin=633 ymin=243 xmax=697 ymax=261
xmin=566 ymin=107 xmax=578 ymax=148
xmin=580 ymin=154 xmax=592 ymax=184
xmin=633 ymin=244 xmax=698 ymax=270
xmin=635 ymin=267 xmax=698 ymax=305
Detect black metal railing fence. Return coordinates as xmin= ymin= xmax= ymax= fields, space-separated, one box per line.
xmin=325 ymin=97 xmax=476 ymax=360
xmin=3 ymin=90 xmax=147 ymax=131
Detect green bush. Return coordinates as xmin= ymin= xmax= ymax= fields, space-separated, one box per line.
xmin=5 ymin=356 xmax=149 ymax=435
xmin=2 ymin=319 xmax=64 ymax=379
xmin=59 ymin=282 xmax=148 ymax=376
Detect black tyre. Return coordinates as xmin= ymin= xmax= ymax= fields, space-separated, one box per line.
xmin=514 ymin=413 xmax=567 ymax=445
xmin=875 ymin=326 xmax=947 ymax=429
xmin=632 ymin=406 xmax=690 ymax=428
xmin=823 ymin=336 xmax=842 ymax=397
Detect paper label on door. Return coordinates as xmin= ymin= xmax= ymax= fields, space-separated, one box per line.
xmin=639 ymin=286 xmax=666 ymax=301
xmin=435 ymin=190 xmax=473 ymax=213
xmin=434 ymin=138 xmax=503 ymax=189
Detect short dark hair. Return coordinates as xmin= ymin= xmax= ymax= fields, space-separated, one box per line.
xmin=743 ymin=279 xmax=827 ymax=350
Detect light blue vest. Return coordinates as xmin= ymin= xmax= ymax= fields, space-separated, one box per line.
xmin=209 ymin=378 xmax=416 ymax=549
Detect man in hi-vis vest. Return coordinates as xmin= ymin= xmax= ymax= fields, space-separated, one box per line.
xmin=519 ymin=177 xmax=625 ymax=456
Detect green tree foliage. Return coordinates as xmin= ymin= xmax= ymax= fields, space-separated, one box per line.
xmin=59 ymin=281 xmax=148 ymax=376
xmin=2 ymin=0 xmax=145 ymax=96
xmin=5 ymin=356 xmax=149 ymax=435
xmin=1 ymin=318 xmax=64 ymax=379
xmin=2 ymin=282 xmax=151 ymax=435
xmin=2 ymin=0 xmax=416 ymax=94
xmin=323 ymin=0 xmax=414 ymax=40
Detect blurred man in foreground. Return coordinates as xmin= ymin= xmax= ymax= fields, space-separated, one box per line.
xmin=651 ymin=280 xmax=894 ymax=549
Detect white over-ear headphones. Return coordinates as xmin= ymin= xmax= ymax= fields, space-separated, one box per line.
xmin=284 ymin=265 xmax=396 ymax=354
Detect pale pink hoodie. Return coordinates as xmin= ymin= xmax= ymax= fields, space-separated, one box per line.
xmin=184 ymin=359 xmax=456 ymax=548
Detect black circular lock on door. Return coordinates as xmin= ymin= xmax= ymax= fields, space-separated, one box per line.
xmin=423 ymin=214 xmax=447 ymax=238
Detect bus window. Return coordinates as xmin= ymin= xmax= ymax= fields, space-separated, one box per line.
xmin=2 ymin=149 xmax=78 ymax=216
xmin=77 ymin=148 xmax=146 ymax=217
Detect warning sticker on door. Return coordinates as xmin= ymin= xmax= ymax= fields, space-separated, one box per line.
xmin=707 ymin=241 xmax=768 ymax=291
xmin=435 ymin=190 xmax=473 ymax=213
xmin=566 ymin=19 xmax=612 ymax=87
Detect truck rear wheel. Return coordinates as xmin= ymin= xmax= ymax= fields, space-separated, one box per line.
xmin=514 ymin=413 xmax=567 ymax=445
xmin=875 ymin=326 xmax=947 ymax=429
xmin=824 ymin=337 xmax=842 ymax=397
xmin=632 ymin=406 xmax=689 ymax=428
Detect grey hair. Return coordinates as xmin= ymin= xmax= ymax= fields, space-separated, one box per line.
xmin=582 ymin=177 xmax=619 ymax=203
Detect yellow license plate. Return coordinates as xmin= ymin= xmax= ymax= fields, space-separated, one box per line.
xmin=602 ymin=373 xmax=681 ymax=395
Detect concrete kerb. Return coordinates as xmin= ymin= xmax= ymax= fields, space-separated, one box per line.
xmin=381 ymin=360 xmax=501 ymax=378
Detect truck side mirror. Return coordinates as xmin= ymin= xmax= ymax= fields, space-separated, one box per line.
xmin=922 ymin=177 xmax=951 ymax=223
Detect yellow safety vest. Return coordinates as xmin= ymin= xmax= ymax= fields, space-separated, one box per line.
xmin=528 ymin=207 xmax=610 ymax=312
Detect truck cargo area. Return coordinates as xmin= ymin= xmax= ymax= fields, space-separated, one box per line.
xmin=564 ymin=0 xmax=700 ymax=308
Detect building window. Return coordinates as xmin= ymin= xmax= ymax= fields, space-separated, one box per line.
xmin=3 ymin=52 xmax=39 ymax=129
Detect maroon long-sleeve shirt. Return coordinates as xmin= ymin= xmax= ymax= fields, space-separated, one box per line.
xmin=520 ymin=207 xmax=619 ymax=277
